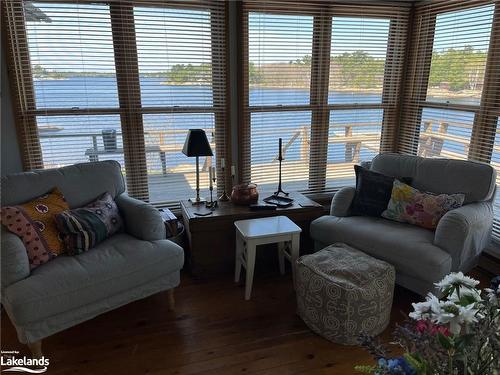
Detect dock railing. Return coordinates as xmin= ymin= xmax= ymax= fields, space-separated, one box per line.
xmin=39 ymin=119 xmax=493 ymax=175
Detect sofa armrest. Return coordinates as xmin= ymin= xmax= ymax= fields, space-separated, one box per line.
xmin=434 ymin=202 xmax=493 ymax=270
xmin=330 ymin=186 xmax=356 ymax=217
xmin=115 ymin=194 xmax=166 ymax=241
xmin=1 ymin=227 xmax=30 ymax=290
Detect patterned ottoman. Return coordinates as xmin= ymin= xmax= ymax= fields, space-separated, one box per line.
xmin=296 ymin=243 xmax=395 ymax=345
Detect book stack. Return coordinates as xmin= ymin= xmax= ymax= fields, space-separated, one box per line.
xmin=159 ymin=208 xmax=179 ymax=238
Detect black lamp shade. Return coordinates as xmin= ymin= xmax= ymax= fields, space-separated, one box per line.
xmin=182 ymin=129 xmax=213 ymax=157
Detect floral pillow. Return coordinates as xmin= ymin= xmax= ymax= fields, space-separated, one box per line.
xmin=1 ymin=188 xmax=69 ymax=269
xmin=382 ymin=180 xmax=465 ymax=230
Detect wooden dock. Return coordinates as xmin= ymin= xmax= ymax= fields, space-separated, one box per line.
xmin=39 ymin=118 xmax=500 ymax=204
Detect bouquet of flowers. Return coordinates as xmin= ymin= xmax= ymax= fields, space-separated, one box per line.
xmin=355 ymin=272 xmax=500 ymax=374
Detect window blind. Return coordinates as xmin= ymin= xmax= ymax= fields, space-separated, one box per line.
xmin=239 ymin=1 xmax=410 ymax=195
xmin=398 ymin=0 xmax=500 ymax=239
xmin=3 ymin=0 xmax=229 ymax=208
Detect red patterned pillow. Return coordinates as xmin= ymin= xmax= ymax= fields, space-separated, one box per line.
xmin=1 ymin=188 xmax=69 ymax=270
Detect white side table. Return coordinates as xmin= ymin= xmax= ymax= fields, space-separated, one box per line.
xmin=234 ymin=216 xmax=302 ymax=300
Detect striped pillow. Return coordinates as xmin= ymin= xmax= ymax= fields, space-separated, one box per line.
xmin=55 ymin=193 xmax=123 ymax=255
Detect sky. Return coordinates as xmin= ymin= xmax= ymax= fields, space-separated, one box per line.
xmin=26 ymin=2 xmax=494 ymax=73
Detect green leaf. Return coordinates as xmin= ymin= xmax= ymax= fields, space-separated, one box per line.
xmin=404 ymin=353 xmax=429 ymax=375
xmin=437 ymin=332 xmax=453 ymax=350
xmin=354 ymin=365 xmax=376 ymax=373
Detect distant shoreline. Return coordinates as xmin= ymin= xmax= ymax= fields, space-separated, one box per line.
xmin=33 ymin=77 xmax=482 ymax=99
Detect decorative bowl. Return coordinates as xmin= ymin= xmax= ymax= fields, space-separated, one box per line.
xmin=231 ymin=183 xmax=259 ymax=205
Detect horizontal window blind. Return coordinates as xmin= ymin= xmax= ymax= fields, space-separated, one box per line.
xmin=398 ymin=1 xmax=500 ymax=239
xmin=3 ymin=0 xmax=228 ymax=208
xmin=131 ymin=3 xmax=228 ymax=206
xmin=240 ymin=1 xmax=409 ymax=194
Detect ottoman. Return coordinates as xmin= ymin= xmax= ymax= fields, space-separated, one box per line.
xmin=296 ymin=243 xmax=395 ymax=345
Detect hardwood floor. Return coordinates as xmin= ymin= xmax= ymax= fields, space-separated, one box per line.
xmin=0 ymin=268 xmax=491 ymax=375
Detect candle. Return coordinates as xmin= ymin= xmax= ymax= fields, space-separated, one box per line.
xmin=221 ymin=158 xmax=225 ymax=169
xmin=212 ymin=166 xmax=216 ymax=180
xmin=209 ymin=167 xmax=213 ymax=188
xmin=231 ymin=165 xmax=236 ymax=177
xmin=279 ymin=138 xmax=282 ymax=160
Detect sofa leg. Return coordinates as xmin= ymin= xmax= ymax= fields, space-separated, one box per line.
xmin=167 ymin=288 xmax=175 ymax=311
xmin=27 ymin=340 xmax=42 ymax=358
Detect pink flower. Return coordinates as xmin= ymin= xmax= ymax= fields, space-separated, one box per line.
xmin=414 ymin=320 xmax=451 ymax=336
xmin=430 ymin=323 xmax=451 ymax=337
xmin=416 ymin=320 xmax=428 ymax=333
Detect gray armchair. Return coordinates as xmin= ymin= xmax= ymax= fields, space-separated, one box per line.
xmin=1 ymin=161 xmax=184 ymax=356
xmin=311 ymin=153 xmax=496 ymax=296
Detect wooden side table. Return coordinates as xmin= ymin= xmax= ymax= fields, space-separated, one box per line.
xmin=181 ymin=192 xmax=324 ymax=277
xmin=234 ymin=216 xmax=301 ymax=300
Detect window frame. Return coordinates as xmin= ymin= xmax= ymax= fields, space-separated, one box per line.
xmin=238 ymin=2 xmax=409 ymax=196
xmin=3 ymin=0 xmax=230 ymax=206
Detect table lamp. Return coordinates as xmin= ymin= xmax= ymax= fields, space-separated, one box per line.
xmin=182 ymin=129 xmax=213 ymax=205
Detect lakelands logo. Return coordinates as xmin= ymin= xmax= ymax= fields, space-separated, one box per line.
xmin=1 ymin=351 xmax=49 ymax=373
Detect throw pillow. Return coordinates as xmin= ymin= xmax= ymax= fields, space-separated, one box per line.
xmin=0 ymin=188 xmax=69 ymax=269
xmin=382 ymin=179 xmax=465 ymax=230
xmin=55 ymin=192 xmax=123 ymax=255
xmin=350 ymin=165 xmax=412 ymax=217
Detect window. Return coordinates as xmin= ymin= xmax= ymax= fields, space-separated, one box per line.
xmin=325 ymin=17 xmax=391 ymax=188
xmin=399 ymin=2 xmax=500 ymax=240
xmin=24 ymin=3 xmax=122 ymax=169
xmin=240 ymin=2 xmax=409 ymax=194
xmin=415 ymin=5 xmax=494 ymax=161
xmin=246 ymin=12 xmax=314 ymax=191
xmin=5 ymin=0 xmax=228 ymax=207
xmin=134 ymin=6 xmax=226 ymax=205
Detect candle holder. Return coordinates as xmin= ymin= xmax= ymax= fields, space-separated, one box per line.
xmin=218 ymin=166 xmax=230 ymax=202
xmin=206 ymin=168 xmax=218 ymax=210
xmin=273 ymin=137 xmax=289 ymax=197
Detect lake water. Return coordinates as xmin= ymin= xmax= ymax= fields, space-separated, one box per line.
xmin=35 ymin=77 xmax=476 ymax=171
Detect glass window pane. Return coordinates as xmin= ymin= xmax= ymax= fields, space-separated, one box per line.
xmin=326 ymin=109 xmax=382 ymax=187
xmin=143 ymin=113 xmax=216 ymax=203
xmin=134 ymin=7 xmax=214 ymax=107
xmin=426 ymin=5 xmax=494 ymax=105
xmin=417 ymin=108 xmax=473 ymax=159
xmin=26 ymin=3 xmax=119 ymax=109
xmin=329 ymin=17 xmax=390 ymax=104
xmin=249 ymin=13 xmax=313 ymax=106
xmin=37 ymin=115 xmax=123 ymax=168
xmin=250 ymin=111 xmax=311 ymax=191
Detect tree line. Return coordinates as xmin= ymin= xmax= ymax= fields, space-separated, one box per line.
xmin=32 ymin=46 xmax=487 ymax=92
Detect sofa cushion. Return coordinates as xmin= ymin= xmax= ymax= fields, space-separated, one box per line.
xmin=310 ymin=215 xmax=452 ymax=283
xmin=1 ymin=188 xmax=69 ymax=269
xmin=3 ymin=233 xmax=183 ymax=326
xmin=55 ymin=193 xmax=124 ymax=254
xmin=370 ymin=153 xmax=496 ymax=204
xmin=351 ymin=165 xmax=412 ymax=217
xmin=382 ymin=179 xmax=465 ymax=229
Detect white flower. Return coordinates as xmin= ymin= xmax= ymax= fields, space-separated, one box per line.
xmin=409 ymin=300 xmax=432 ymax=320
xmin=458 ymin=304 xmax=480 ymax=325
xmin=434 ymin=301 xmax=480 ymax=335
xmin=448 ymin=286 xmax=482 ymax=304
xmin=409 ymin=293 xmax=442 ymax=320
xmin=485 ymin=286 xmax=500 ymax=304
xmin=435 ymin=272 xmax=480 ymax=293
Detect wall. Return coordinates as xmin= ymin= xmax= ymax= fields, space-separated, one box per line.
xmin=1 ymin=42 xmax=23 ymax=176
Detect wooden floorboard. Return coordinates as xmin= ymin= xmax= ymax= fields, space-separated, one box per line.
xmin=0 ymin=269 xmax=492 ymax=375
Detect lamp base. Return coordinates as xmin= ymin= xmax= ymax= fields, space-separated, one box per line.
xmin=189 ymin=197 xmax=207 ymax=205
